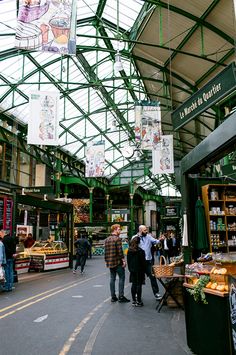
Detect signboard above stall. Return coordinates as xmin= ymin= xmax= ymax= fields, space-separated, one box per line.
xmin=165 ymin=206 xmax=178 ymax=217
xmin=171 ymin=62 xmax=236 ymax=130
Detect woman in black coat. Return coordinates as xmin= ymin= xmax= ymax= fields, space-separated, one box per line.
xmin=127 ymin=236 xmax=146 ymax=307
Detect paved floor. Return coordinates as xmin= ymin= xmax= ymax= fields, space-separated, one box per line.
xmin=0 ymin=256 xmax=193 ymax=355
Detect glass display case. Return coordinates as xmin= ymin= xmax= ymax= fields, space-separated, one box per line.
xmin=29 ymin=241 xmax=69 ymax=271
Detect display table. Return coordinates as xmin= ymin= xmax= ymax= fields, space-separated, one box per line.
xmin=184 ymin=283 xmax=233 ymax=355
xmin=155 ymin=274 xmax=185 ymax=312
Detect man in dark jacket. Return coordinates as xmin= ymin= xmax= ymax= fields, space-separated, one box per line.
xmin=73 ymin=234 xmax=90 ymax=274
xmin=1 ymin=229 xmax=16 ymax=292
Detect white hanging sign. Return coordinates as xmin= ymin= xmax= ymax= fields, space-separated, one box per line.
xmin=85 ymin=141 xmax=105 ymax=177
xmin=152 ymin=135 xmax=174 ymax=174
xmin=27 ymin=91 xmax=59 ymax=146
xmin=15 ymin=0 xmax=77 ymax=55
xmin=134 ymin=101 xmax=162 ymax=150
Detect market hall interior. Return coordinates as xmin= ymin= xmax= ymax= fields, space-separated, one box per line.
xmin=0 ymin=256 xmax=190 ymax=355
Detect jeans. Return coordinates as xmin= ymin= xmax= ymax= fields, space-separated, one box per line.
xmin=131 ymin=282 xmax=142 ymax=303
xmin=109 ymin=265 xmax=125 ymax=298
xmin=145 ymin=260 xmax=159 ymax=295
xmin=4 ymin=258 xmax=14 ymax=291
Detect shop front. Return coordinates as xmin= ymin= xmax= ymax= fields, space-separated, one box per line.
xmin=14 ymin=192 xmax=74 ymax=273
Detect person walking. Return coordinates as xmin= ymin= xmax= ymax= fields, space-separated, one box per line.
xmin=127 ymin=236 xmax=146 ymax=307
xmin=0 ymin=232 xmax=6 ymax=290
xmin=1 ymin=228 xmax=16 ymax=292
xmin=132 ymin=225 xmax=162 ymax=300
xmin=161 ymin=232 xmax=173 ymax=264
xmin=73 ymin=233 xmax=90 ymax=274
xmin=104 ymin=224 xmax=130 ymax=303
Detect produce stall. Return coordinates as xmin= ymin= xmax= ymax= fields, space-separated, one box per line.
xmin=184 ymin=256 xmax=236 ymax=355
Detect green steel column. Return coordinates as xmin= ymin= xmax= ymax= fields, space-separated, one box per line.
xmin=142 ymin=200 xmax=146 ymax=224
xmin=223 ymin=155 xmax=229 ymax=165
xmin=64 ymin=184 xmax=69 ymax=198
xmin=109 ymin=199 xmax=113 ymax=222
xmin=89 ymin=187 xmax=94 ymax=223
xmin=129 ymin=193 xmax=134 ymax=238
xmin=106 ymin=194 xmax=110 ymax=223
xmin=55 ymin=158 xmax=62 ymax=198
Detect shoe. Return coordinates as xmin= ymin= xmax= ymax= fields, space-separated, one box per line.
xmin=132 ymin=301 xmax=136 ymax=306
xmin=135 ymin=301 xmax=144 ymax=307
xmin=155 ymin=293 xmax=162 ymax=300
xmin=80 ymin=270 xmax=84 ymax=274
xmin=118 ymin=296 xmax=130 ymax=303
xmin=73 ymin=270 xmax=76 ymax=274
xmin=111 ymin=296 xmax=118 ymax=302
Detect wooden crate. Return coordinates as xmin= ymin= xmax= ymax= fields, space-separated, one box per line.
xmin=167 ymin=280 xmax=184 ymax=308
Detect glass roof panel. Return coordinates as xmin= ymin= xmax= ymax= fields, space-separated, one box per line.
xmin=0 ymin=0 xmax=194 ymax=195
xmin=77 ymin=0 xmax=98 ymax=20
xmin=102 ymin=0 xmax=144 ymax=31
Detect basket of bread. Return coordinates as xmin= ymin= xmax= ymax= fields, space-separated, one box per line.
xmin=205 ymin=267 xmax=229 ymax=292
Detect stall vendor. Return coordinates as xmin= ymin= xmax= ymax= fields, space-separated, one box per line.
xmin=23 ymin=233 xmax=34 ymax=248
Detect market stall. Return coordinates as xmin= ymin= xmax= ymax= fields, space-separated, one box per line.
xmin=15 ymin=241 xmax=70 ymax=273
xmin=184 ymin=257 xmax=236 ymax=355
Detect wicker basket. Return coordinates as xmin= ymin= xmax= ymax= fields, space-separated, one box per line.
xmin=152 ymin=255 xmax=174 ymax=277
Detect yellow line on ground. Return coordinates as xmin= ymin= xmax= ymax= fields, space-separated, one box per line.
xmin=59 ymin=285 xmax=129 ymax=355
xmin=0 ymin=272 xmax=107 ymax=319
xmin=58 ymin=298 xmax=110 ymax=355
xmin=83 ymin=311 xmax=110 ymax=355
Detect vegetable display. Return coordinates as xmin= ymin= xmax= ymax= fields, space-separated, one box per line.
xmin=187 ymin=275 xmax=210 ymax=304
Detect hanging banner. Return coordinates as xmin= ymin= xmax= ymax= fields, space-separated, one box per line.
xmin=152 ymin=135 xmax=174 ymax=174
xmin=27 ymin=91 xmax=59 ymax=146
xmin=134 ymin=101 xmax=161 ymax=150
xmin=15 ymin=0 xmax=77 ymax=55
xmin=85 ymin=141 xmax=105 ymax=177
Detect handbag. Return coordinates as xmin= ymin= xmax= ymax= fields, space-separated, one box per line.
xmin=0 ymin=265 xmax=5 ymax=282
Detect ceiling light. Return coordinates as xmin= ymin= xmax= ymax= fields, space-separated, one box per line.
xmin=114 ymin=51 xmax=123 ymax=73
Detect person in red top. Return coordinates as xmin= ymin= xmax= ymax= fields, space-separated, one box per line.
xmin=23 ymin=233 xmax=35 ymax=249
xmin=104 ymin=224 xmax=130 ymax=303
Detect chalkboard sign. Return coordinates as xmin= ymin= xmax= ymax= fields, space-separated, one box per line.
xmin=229 ymin=275 xmax=236 ymax=354
xmin=5 ymin=198 xmax=12 ymax=233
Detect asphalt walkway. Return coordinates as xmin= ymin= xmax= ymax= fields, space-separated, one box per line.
xmin=0 ymin=256 xmax=193 ymax=355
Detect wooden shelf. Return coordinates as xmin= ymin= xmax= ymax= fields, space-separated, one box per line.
xmin=183 ymin=282 xmax=228 ymax=297
xmin=202 ymin=184 xmax=236 ymax=254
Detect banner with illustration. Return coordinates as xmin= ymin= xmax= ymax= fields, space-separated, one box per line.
xmin=15 ymin=0 xmax=77 ymax=55
xmin=152 ymin=135 xmax=174 ymax=174
xmin=27 ymin=91 xmax=59 ymax=146
xmin=85 ymin=141 xmax=105 ymax=178
xmin=134 ymin=101 xmax=162 ymax=150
